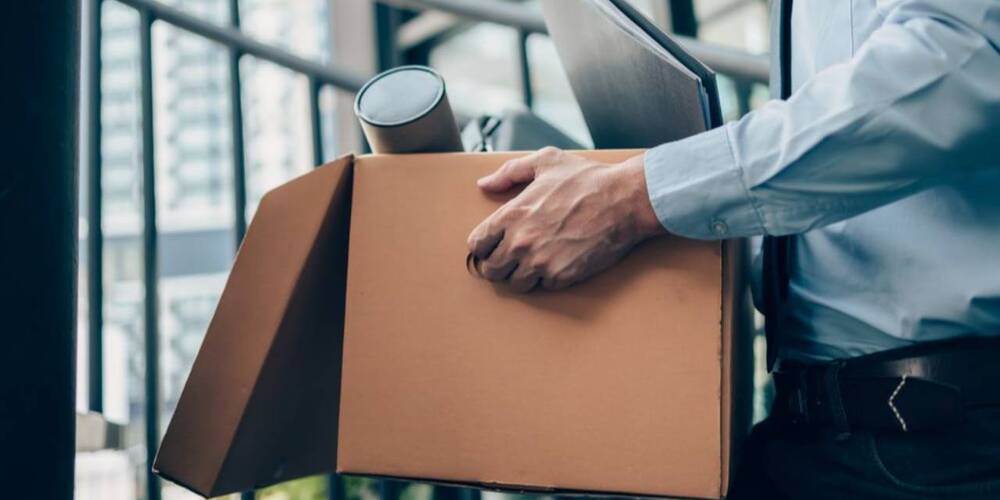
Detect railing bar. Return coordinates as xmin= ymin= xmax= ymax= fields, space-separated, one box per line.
xmin=379 ymin=0 xmax=547 ymax=34
xmin=432 ymin=485 xmax=481 ymax=500
xmin=380 ymin=478 xmax=404 ymax=500
xmin=375 ymin=4 xmax=403 ymax=71
xmin=327 ymin=474 xmax=342 ymax=500
xmin=735 ymin=78 xmax=754 ymax=117
xmin=87 ymin=0 xmax=105 ymax=414
xmin=515 ymin=29 xmax=532 ymax=109
xmin=139 ymin=8 xmax=162 ymax=500
xmin=377 ymin=0 xmax=769 ymax=84
xmin=230 ymin=0 xmax=255 ymax=477
xmin=668 ymin=0 xmax=699 ymax=37
xmin=115 ymin=0 xmax=368 ymax=91
xmin=309 ymin=77 xmax=324 ymax=167
xmin=228 ymin=0 xmax=248 ymax=247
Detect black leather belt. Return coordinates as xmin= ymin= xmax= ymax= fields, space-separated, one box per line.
xmin=772 ymin=336 xmax=1000 ymax=435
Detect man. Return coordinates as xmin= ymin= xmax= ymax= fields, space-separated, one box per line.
xmin=466 ymin=0 xmax=1000 ymax=498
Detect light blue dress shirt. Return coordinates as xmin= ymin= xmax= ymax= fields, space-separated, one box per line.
xmin=644 ymin=0 xmax=1000 ymax=362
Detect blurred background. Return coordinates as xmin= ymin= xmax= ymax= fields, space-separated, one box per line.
xmin=75 ymin=0 xmax=772 ymax=498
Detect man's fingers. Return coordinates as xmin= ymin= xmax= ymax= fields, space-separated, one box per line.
xmin=476 ymin=147 xmax=561 ymax=192
xmin=467 ymin=216 xmax=504 ymax=260
xmin=476 ymin=241 xmax=519 ymax=282
xmin=541 ymin=272 xmax=574 ymax=291
xmin=507 ymin=265 xmax=542 ymax=293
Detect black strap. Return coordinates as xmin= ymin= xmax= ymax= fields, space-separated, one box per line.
xmin=763 ymin=0 xmax=795 ymax=371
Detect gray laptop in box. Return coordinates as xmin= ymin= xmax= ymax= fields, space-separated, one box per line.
xmin=540 ymin=0 xmax=723 ymax=149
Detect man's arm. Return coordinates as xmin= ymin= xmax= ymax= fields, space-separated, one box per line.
xmin=468 ymin=0 xmax=999 ymax=290
xmin=648 ymin=0 xmax=1000 ymax=239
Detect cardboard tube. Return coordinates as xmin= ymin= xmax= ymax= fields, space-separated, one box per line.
xmin=355 ymin=65 xmax=464 ymax=154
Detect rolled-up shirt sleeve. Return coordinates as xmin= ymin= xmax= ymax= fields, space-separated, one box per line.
xmin=644 ymin=0 xmax=1000 ymax=240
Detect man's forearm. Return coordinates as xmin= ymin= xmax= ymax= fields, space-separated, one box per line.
xmin=644 ymin=0 xmax=1000 ymax=240
xmin=614 ymin=153 xmax=667 ymax=239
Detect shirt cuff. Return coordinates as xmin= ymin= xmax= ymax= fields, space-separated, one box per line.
xmin=643 ymin=125 xmax=766 ymax=240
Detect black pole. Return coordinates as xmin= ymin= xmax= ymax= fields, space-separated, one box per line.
xmin=735 ymin=79 xmax=754 ymax=118
xmin=229 ymin=0 xmax=249 ymax=247
xmin=139 ymin=8 xmax=163 ymax=500
xmin=327 ymin=473 xmax=344 ymax=500
xmin=375 ymin=3 xmax=402 ymax=71
xmin=0 ymin=1 xmax=81 ymax=498
xmin=668 ymin=0 xmax=699 ymax=37
xmin=515 ymin=29 xmax=533 ymax=109
xmin=232 ymin=0 xmax=251 ymax=462
xmin=234 ymin=4 xmax=251 ymax=488
xmin=434 ymin=486 xmax=481 ymax=500
xmin=379 ymin=479 xmax=405 ymax=500
xmin=87 ymin=0 xmax=106 ymax=414
xmin=232 ymin=3 xmax=253 ymax=496
xmin=309 ymin=77 xmax=325 ymax=166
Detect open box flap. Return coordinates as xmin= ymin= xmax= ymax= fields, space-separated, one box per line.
xmin=154 ymin=155 xmax=354 ymax=497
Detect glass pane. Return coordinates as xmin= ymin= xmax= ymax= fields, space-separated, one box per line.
xmin=319 ymin=85 xmax=341 ymax=163
xmin=150 ymin=22 xmax=236 ymax=500
xmin=240 ymin=56 xmax=314 ymax=219
xmin=78 ymin=173 xmax=90 ymax=413
xmin=256 ymin=475 xmax=330 ymax=500
xmin=399 ymin=483 xmax=431 ymax=500
xmin=341 ymin=477 xmax=378 ymax=500
xmin=240 ymin=0 xmax=332 ymax=64
xmin=695 ymin=0 xmax=770 ymax=54
xmin=524 ymin=33 xmax=592 ymax=147
xmin=481 ymin=492 xmax=538 ymax=500
xmin=73 ymin=2 xmax=149 ymax=499
xmin=716 ymin=74 xmax=740 ymax=122
xmin=429 ymin=24 xmax=521 ymax=120
xmin=104 ymin=0 xmax=146 ymax=471
xmin=76 ymin=450 xmax=138 ymax=499
xmin=162 ymin=481 xmax=240 ymax=500
xmin=158 ymin=273 xmax=228 ymax=429
xmin=151 ymin=23 xmax=235 ymax=238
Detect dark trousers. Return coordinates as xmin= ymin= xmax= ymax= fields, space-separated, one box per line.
xmin=727 ymin=405 xmax=1000 ymax=499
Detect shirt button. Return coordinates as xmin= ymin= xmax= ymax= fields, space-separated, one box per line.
xmin=710 ymin=219 xmax=729 ymax=236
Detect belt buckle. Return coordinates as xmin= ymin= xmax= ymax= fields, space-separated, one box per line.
xmin=777 ymin=369 xmax=812 ymax=426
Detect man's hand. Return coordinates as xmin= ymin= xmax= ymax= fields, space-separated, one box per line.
xmin=467 ymin=147 xmax=665 ymax=293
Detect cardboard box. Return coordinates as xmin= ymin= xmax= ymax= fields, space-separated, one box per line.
xmin=340 ymin=150 xmax=750 ymax=499
xmin=155 ymin=150 xmax=751 ymax=499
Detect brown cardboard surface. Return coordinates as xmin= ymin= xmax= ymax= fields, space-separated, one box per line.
xmin=154 ymin=149 xmax=748 ymax=499
xmin=720 ymin=239 xmax=754 ymax=494
xmin=340 ymin=151 xmax=735 ymax=499
xmin=154 ymin=157 xmax=353 ymax=497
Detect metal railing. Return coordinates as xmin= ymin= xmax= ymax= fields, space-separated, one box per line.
xmin=85 ymin=1 xmax=368 ymax=499
xmin=82 ymin=1 xmax=770 ymax=499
